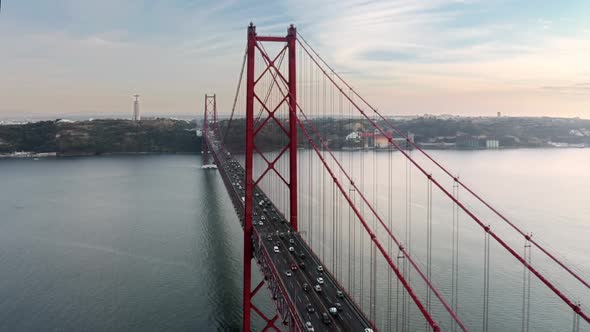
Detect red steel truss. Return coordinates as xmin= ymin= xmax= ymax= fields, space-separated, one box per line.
xmin=243 ymin=23 xmax=298 ymax=331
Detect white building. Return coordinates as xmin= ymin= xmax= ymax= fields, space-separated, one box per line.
xmin=133 ymin=95 xmax=141 ymax=121
xmin=486 ymin=139 xmax=499 ymax=149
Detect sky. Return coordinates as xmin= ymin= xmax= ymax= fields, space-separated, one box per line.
xmin=0 ymin=0 xmax=589 ymax=119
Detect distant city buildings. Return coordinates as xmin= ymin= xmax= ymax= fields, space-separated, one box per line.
xmin=344 ymin=129 xmax=414 ymax=150
xmin=374 ymin=132 xmax=390 ymax=148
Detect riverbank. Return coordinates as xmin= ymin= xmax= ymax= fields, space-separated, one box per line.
xmin=0 ymin=151 xmax=201 ymax=159
xmin=0 ymin=119 xmax=201 ymax=156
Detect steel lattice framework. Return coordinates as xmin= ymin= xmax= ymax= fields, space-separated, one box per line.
xmin=244 ymin=23 xmax=299 ymax=331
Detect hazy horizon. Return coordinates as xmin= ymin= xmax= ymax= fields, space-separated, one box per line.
xmin=1 ymin=0 xmax=589 ymax=119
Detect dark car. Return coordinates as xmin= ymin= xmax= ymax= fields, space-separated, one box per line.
xmin=306 ymin=304 xmax=315 ymax=313
xmin=299 ymin=262 xmax=306 ymax=269
xmin=322 ymin=313 xmax=331 ymax=324
xmin=299 ymin=252 xmax=306 ymax=260
xmin=303 ymin=283 xmax=310 ymax=292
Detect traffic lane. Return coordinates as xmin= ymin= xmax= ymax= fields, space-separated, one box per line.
xmin=263 ymin=236 xmax=341 ymax=331
xmin=288 ymin=242 xmax=354 ymax=330
xmin=219 ymin=159 xmax=317 ymax=327
xmin=262 ymin=239 xmax=326 ymax=329
xmin=253 ymin=235 xmax=310 ymax=330
xmin=295 ymin=236 xmax=367 ymax=329
xmin=255 ymin=192 xmax=353 ymax=330
xmin=232 ymin=197 xmax=358 ymax=326
xmin=294 ymin=233 xmax=371 ymax=331
xmin=216 ymin=154 xmax=368 ymax=330
xmin=273 ymin=234 xmax=345 ymax=332
xmin=262 ymin=237 xmax=325 ymax=326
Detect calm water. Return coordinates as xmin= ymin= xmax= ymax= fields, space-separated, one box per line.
xmin=0 ymin=150 xmax=588 ymax=331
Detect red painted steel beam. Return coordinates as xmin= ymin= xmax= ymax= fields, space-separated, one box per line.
xmin=242 ymin=22 xmax=256 ymax=332
xmin=256 ymin=36 xmax=288 ymax=42
xmin=287 ymin=24 xmax=298 ymax=231
xmin=261 ymin=314 xmax=279 ymax=332
xmin=213 ymin=93 xmax=217 ymax=127
xmin=251 ymin=280 xmax=265 ymax=298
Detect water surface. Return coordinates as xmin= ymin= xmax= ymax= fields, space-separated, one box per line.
xmin=0 ymin=151 xmax=588 ymax=331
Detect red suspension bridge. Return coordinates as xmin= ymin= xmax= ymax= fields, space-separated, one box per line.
xmin=201 ymin=23 xmax=589 ymax=332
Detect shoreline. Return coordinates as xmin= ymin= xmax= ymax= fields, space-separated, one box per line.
xmin=0 ymin=151 xmax=199 ymax=159
xmin=1 ymin=145 xmax=586 ymax=160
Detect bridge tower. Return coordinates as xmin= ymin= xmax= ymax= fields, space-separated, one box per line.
xmin=243 ymin=23 xmax=298 ymax=331
xmin=202 ymin=94 xmax=217 ymax=167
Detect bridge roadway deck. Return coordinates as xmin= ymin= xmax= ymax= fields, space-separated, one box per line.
xmin=206 ymin=134 xmax=373 ymax=332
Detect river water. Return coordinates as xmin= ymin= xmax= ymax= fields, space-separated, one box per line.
xmin=0 ymin=150 xmax=588 ymax=331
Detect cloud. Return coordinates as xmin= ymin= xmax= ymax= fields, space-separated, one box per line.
xmin=541 ymin=82 xmax=590 ymax=94
xmin=538 ymin=18 xmax=553 ymax=30
xmin=0 ymin=0 xmax=589 ymax=118
xmin=280 ymin=0 xmax=590 ymax=117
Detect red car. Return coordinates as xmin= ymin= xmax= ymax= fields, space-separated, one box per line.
xmin=290 ymin=263 xmax=298 ymax=271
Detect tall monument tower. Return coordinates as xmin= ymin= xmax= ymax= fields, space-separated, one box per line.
xmin=133 ymin=94 xmax=141 ymax=121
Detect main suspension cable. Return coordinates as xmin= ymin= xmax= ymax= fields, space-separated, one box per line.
xmin=223 ymin=45 xmax=247 ymax=144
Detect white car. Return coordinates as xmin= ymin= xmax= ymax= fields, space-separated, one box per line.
xmin=329 ymin=307 xmax=337 ymax=316
xmin=285 ymin=271 xmax=292 ymax=277
xmin=305 ymin=322 xmax=314 ymax=331
xmin=273 ymin=246 xmax=279 ymax=253
xmin=317 ymin=265 xmax=324 ymax=272
xmin=288 ymin=246 xmax=295 ymax=252
xmin=317 ymin=277 xmax=324 ymax=284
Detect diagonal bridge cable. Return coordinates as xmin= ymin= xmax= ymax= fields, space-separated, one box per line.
xmin=295 ymin=32 xmax=590 ymax=324
xmin=296 ymin=30 xmax=590 ymax=292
